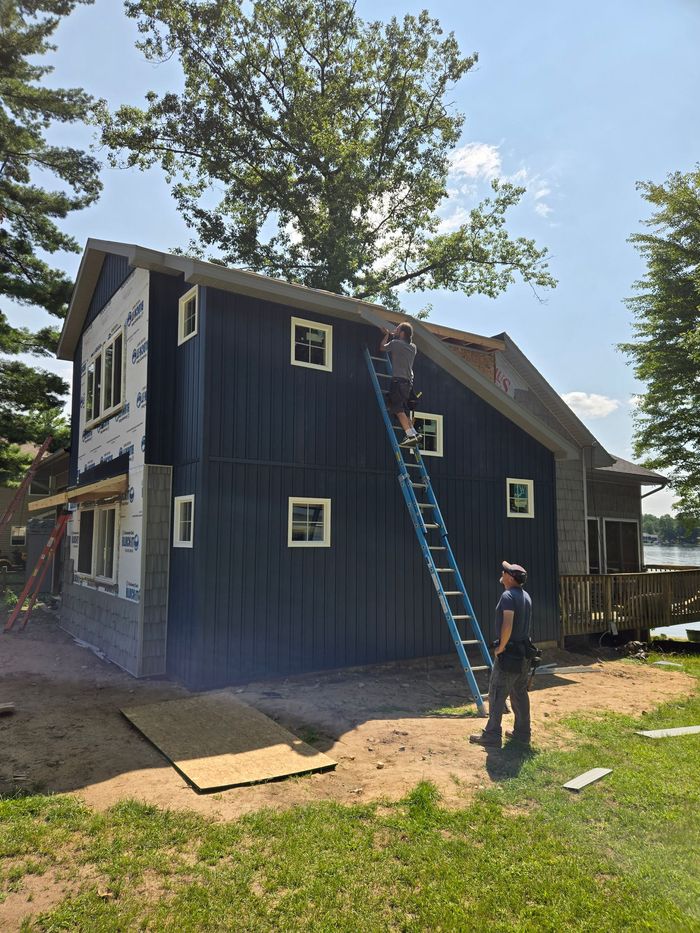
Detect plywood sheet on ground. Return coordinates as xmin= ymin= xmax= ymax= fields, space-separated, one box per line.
xmin=121 ymin=691 xmax=336 ymax=792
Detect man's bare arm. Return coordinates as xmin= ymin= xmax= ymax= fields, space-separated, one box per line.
xmin=496 ymin=610 xmax=514 ymax=655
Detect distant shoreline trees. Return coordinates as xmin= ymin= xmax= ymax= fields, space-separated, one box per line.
xmin=643 ymin=514 xmax=700 ymax=546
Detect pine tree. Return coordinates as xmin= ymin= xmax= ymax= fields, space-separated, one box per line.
xmin=0 ymin=0 xmax=101 ymax=482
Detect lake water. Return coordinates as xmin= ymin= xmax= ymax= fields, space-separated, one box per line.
xmin=644 ymin=543 xmax=700 ymax=639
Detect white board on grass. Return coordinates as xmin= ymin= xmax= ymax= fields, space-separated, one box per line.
xmin=635 ymin=726 xmax=700 ymax=739
xmin=563 ymin=768 xmax=612 ymax=792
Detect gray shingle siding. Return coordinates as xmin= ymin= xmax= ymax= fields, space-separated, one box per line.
xmin=58 ymin=464 xmax=172 ymax=677
xmin=138 ymin=465 xmax=172 ymax=675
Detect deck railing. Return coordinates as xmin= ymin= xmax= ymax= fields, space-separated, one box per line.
xmin=560 ymin=568 xmax=700 ymax=637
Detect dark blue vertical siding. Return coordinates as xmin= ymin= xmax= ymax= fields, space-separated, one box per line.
xmin=84 ymin=253 xmax=133 ymax=331
xmin=165 ymin=286 xmax=558 ymax=688
xmin=147 ymin=274 xmax=208 ymax=683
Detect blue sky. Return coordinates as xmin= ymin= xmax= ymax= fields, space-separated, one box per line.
xmin=9 ymin=0 xmax=700 ymax=514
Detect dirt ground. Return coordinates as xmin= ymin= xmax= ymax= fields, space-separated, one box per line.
xmin=0 ymin=611 xmax=695 ymax=819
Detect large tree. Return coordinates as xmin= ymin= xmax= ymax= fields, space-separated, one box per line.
xmin=101 ymin=0 xmax=554 ymax=308
xmin=0 ymin=0 xmax=100 ymax=483
xmin=621 ymin=167 xmax=700 ymax=518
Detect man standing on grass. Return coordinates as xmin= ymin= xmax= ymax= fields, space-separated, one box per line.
xmin=470 ymin=561 xmax=533 ymax=749
xmin=379 ymin=323 xmax=422 ymax=447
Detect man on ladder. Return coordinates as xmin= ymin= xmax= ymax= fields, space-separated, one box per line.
xmin=379 ymin=324 xmax=422 ymax=448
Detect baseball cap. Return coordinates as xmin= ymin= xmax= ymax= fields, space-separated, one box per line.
xmin=502 ymin=561 xmax=527 ymax=584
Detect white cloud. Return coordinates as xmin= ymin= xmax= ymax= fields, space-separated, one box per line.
xmin=438 ymin=206 xmax=471 ymax=233
xmin=450 ymin=143 xmax=501 ymax=181
xmin=534 ymin=202 xmax=553 ymax=218
xmin=561 ymin=392 xmax=621 ymax=419
xmin=533 ymin=185 xmax=551 ymax=200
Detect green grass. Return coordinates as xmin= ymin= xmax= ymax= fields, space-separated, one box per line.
xmin=3 ymin=653 xmax=700 ymax=931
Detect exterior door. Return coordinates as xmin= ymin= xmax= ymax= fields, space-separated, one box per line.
xmin=587 ymin=518 xmax=601 ymax=573
xmin=604 ymin=520 xmax=640 ymax=573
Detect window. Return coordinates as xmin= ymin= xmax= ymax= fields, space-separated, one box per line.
xmin=173 ymin=495 xmax=195 ymax=547
xmin=506 ymin=478 xmax=534 ymax=518
xmin=413 ymin=412 xmax=443 ymax=457
xmin=85 ymin=330 xmax=124 ymax=427
xmin=291 ymin=317 xmax=333 ymax=371
xmin=178 ymin=287 xmax=198 ymax=345
xmin=76 ymin=505 xmax=118 ymax=582
xmin=288 ymin=497 xmax=331 ymax=547
xmin=10 ymin=526 xmax=26 ymax=546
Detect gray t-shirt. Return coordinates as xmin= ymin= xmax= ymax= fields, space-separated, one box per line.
xmin=387 ymin=339 xmax=417 ymax=382
xmin=495 ymin=587 xmax=532 ymax=642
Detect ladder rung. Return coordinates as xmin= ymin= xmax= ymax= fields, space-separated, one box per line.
xmin=417 ymin=503 xmax=437 ymax=509
xmin=443 ymin=590 xmax=462 ymax=595
xmin=453 ymin=614 xmax=471 ymax=620
xmin=376 ymin=372 xmax=392 ymax=378
xmin=435 ymin=568 xmax=454 ymax=572
xmin=460 ymin=639 xmax=479 ymax=645
xmin=370 ymin=356 xmax=388 ymax=362
xmin=411 ymin=483 xmax=426 ymax=489
xmin=424 ymin=523 xmax=439 ymax=529
xmin=428 ymin=546 xmax=446 ymax=550
xmin=404 ymin=463 xmax=422 ymax=468
xmin=470 ymin=665 xmax=490 ymax=672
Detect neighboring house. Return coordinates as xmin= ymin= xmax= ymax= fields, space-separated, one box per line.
xmin=30 ymin=239 xmax=659 ymax=686
xmin=0 ymin=488 xmax=35 ymax=571
xmin=24 ymin=448 xmax=71 ymax=592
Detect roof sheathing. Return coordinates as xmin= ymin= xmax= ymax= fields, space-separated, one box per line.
xmin=58 ymin=239 xmax=578 ymax=460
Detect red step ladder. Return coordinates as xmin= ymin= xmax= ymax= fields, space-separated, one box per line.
xmin=4 ymin=512 xmax=69 ymax=632
xmin=0 ymin=436 xmax=53 ymax=539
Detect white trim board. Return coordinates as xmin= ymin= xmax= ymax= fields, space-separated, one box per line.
xmin=563 ymin=768 xmax=612 ymax=792
xmin=635 ymin=726 xmax=700 ymax=739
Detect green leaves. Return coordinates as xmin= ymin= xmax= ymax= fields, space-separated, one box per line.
xmin=0 ymin=0 xmax=100 ymax=480
xmin=102 ymin=0 xmax=553 ymax=304
xmin=621 ymin=167 xmax=700 ymax=518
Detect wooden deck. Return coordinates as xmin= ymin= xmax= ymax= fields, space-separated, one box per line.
xmin=560 ymin=567 xmax=700 ymax=638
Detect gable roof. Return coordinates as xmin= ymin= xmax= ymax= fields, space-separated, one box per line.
xmin=491 ymin=333 xmax=615 ymax=468
xmin=58 ymin=239 xmax=579 ymax=460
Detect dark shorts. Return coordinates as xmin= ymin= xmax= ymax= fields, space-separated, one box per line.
xmin=388 ymin=378 xmax=412 ymax=416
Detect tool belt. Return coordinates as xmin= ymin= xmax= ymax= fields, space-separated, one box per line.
xmin=497 ymin=639 xmax=541 ymax=673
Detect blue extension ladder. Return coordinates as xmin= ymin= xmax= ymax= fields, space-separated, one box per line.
xmin=364 ymin=346 xmax=493 ymax=715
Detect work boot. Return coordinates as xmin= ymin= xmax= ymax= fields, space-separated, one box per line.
xmin=505 ymin=730 xmax=531 ymax=744
xmin=469 ymin=731 xmax=502 ymax=749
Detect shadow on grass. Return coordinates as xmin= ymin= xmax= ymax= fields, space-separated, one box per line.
xmin=484 ymin=741 xmax=538 ymax=782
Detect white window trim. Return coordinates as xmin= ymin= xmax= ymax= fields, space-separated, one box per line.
xmin=173 ymin=494 xmax=195 ymax=548
xmin=288 ymin=497 xmax=331 ymax=548
xmin=178 ymin=286 xmax=199 ymax=346
xmin=413 ymin=411 xmax=444 ymax=457
xmin=506 ymin=477 xmax=535 ymax=519
xmin=76 ymin=504 xmax=119 ymax=584
xmin=10 ymin=526 xmax=26 ymax=546
xmin=85 ymin=328 xmax=126 ymax=429
xmin=602 ymin=517 xmax=640 ymax=574
xmin=290 ymin=316 xmax=333 ymax=372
